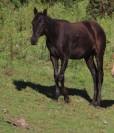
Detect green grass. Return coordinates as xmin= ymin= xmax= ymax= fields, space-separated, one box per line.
xmin=0 ymin=58 xmax=114 ymax=133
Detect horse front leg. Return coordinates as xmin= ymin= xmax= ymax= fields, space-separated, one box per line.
xmin=50 ymin=55 xmax=60 ymax=100
xmin=58 ymin=58 xmax=69 ymax=103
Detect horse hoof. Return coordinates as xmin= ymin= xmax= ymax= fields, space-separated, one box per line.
xmin=64 ymin=96 xmax=70 ymax=103
xmin=90 ymin=101 xmax=101 ymax=107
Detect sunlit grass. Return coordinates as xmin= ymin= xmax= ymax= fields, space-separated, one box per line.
xmin=0 ymin=59 xmax=114 ymax=133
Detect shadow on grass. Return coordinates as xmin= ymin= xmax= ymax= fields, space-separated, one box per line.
xmin=13 ymin=80 xmax=114 ymax=108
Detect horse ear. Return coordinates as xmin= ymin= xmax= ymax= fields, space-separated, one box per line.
xmin=34 ymin=7 xmax=38 ymax=15
xmin=43 ymin=9 xmax=47 ymax=16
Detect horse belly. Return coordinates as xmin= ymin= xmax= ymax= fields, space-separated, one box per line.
xmin=70 ymin=47 xmax=93 ymax=59
xmin=69 ymin=31 xmax=94 ymax=59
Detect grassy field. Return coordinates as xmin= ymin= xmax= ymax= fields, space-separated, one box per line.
xmin=0 ymin=59 xmax=114 ymax=133
xmin=0 ymin=0 xmax=114 ymax=133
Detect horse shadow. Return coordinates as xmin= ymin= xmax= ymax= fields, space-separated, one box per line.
xmin=13 ymin=80 xmax=114 ymax=108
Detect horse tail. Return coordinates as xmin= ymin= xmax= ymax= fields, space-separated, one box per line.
xmin=91 ymin=21 xmax=106 ymax=56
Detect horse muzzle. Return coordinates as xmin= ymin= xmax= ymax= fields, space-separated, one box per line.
xmin=31 ymin=37 xmax=38 ymax=45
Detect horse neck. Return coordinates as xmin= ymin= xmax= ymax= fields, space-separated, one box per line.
xmin=45 ymin=16 xmax=57 ymax=42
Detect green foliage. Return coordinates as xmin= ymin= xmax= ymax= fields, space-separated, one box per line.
xmin=10 ymin=0 xmax=21 ymax=8
xmin=63 ymin=0 xmax=83 ymax=8
xmin=0 ymin=0 xmax=88 ymax=63
xmin=87 ymin=0 xmax=113 ymax=19
xmin=0 ymin=0 xmax=113 ymax=67
xmin=10 ymin=0 xmax=29 ymax=7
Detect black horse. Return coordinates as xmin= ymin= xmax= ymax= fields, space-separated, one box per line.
xmin=31 ymin=8 xmax=106 ymax=106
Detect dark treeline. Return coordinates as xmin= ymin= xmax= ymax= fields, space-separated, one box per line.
xmin=87 ymin=0 xmax=114 ymax=19
xmin=1 ymin=0 xmax=113 ymax=19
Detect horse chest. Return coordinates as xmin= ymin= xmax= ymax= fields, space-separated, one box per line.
xmin=46 ymin=43 xmax=61 ymax=57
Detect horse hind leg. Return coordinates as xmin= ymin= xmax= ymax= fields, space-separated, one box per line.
xmin=85 ymin=56 xmax=99 ymax=106
xmin=95 ymin=53 xmax=104 ymax=106
xmin=93 ymin=24 xmax=106 ymax=106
